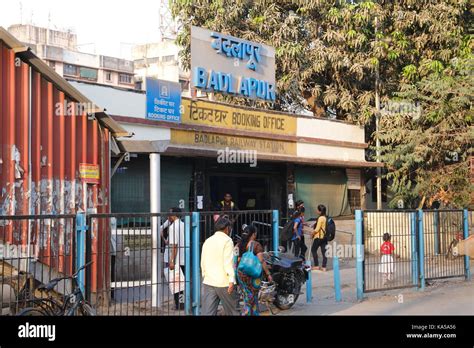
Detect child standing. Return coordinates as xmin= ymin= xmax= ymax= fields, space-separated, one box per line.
xmin=379 ymin=233 xmax=395 ymax=285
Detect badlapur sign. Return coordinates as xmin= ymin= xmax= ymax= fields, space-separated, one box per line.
xmin=191 ymin=26 xmax=276 ymax=102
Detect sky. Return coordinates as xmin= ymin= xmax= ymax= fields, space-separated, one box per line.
xmin=0 ymin=0 xmax=175 ymax=59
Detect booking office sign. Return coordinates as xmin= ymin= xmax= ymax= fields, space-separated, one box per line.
xmin=191 ymin=26 xmax=276 ymax=102
xmin=146 ymin=77 xmax=182 ymax=122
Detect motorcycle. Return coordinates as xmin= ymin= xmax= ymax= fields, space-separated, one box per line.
xmin=262 ymin=247 xmax=310 ymax=310
xmin=235 ymin=225 xmax=309 ymax=311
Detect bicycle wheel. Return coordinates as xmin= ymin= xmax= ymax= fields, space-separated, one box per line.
xmin=79 ymin=302 xmax=96 ymax=316
xmin=17 ymin=307 xmax=47 ymax=316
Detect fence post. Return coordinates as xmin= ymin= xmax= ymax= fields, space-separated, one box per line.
xmin=184 ymin=215 xmax=191 ymax=315
xmin=434 ymin=211 xmax=440 ymax=255
xmin=75 ymin=212 xmax=87 ymax=295
xmin=305 ymin=260 xmax=312 ymax=303
xmin=333 ymin=256 xmax=342 ymax=302
xmin=417 ymin=209 xmax=425 ymax=291
xmin=463 ymin=209 xmax=471 ymax=281
xmin=192 ymin=212 xmax=201 ymax=316
xmin=355 ymin=210 xmax=364 ymax=300
xmin=272 ymin=210 xmax=279 ymax=254
xmin=410 ymin=212 xmax=419 ymax=287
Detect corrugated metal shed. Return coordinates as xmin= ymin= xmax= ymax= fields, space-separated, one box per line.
xmin=0 ymin=27 xmax=127 ymax=286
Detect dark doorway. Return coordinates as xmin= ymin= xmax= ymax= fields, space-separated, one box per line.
xmin=209 ymin=175 xmax=271 ymax=211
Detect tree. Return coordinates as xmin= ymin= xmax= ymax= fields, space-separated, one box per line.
xmin=171 ymin=0 xmax=471 ymax=121
xmin=171 ymin=0 xmax=473 ymax=206
xmin=379 ymin=56 xmax=473 ymax=208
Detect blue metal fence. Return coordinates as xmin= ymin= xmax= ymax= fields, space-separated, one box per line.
xmin=356 ymin=209 xmax=471 ymax=299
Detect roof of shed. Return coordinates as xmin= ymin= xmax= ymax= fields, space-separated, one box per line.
xmin=0 ymin=26 xmax=131 ymax=138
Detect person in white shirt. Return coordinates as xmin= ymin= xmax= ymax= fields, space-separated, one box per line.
xmin=161 ymin=207 xmax=186 ymax=310
xmin=200 ymin=216 xmax=238 ymax=316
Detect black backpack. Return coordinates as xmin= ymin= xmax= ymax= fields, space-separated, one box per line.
xmin=325 ymin=217 xmax=336 ymax=242
xmin=280 ymin=220 xmax=294 ymax=243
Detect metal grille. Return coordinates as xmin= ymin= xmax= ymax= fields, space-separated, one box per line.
xmin=86 ymin=212 xmax=191 ymax=316
xmin=363 ymin=210 xmax=417 ymax=292
xmin=0 ymin=215 xmax=76 ymax=315
xmin=198 ymin=210 xmax=274 ymax=251
xmin=423 ymin=210 xmax=465 ymax=280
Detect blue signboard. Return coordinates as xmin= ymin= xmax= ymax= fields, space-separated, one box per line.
xmin=146 ymin=78 xmax=181 ymax=122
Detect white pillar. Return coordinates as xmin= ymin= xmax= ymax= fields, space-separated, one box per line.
xmin=150 ymin=153 xmax=162 ymax=307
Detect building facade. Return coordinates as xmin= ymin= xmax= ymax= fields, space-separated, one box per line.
xmin=8 ymin=24 xmax=136 ymax=89
xmin=70 ymin=80 xmax=382 ymax=219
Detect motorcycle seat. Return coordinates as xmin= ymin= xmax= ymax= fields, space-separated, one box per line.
xmin=275 ymin=253 xmax=304 ymax=268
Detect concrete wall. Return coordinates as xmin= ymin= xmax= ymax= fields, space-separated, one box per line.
xmin=297 ymin=143 xmax=365 ymax=162
xmin=297 ymin=117 xmax=365 ymax=144
xmin=69 ymin=81 xmax=145 ymax=117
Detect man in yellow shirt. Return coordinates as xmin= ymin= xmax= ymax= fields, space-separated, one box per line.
xmin=201 ymin=216 xmax=239 ymax=315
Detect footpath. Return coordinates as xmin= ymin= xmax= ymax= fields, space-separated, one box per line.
xmin=278 ymin=267 xmax=474 ymax=315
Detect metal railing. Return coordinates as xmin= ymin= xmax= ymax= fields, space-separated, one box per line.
xmin=85 ymin=212 xmax=192 ymax=316
xmin=356 ymin=209 xmax=471 ymax=298
xmin=1 ymin=210 xmax=280 ymax=316
xmin=0 ymin=214 xmax=76 ymax=315
xmin=362 ymin=210 xmax=418 ymax=292
xmin=197 ymin=210 xmax=275 ymax=250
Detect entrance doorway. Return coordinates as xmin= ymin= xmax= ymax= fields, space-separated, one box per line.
xmin=209 ymin=175 xmax=270 ymax=210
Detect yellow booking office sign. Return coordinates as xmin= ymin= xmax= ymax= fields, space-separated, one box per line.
xmin=171 ymin=129 xmax=296 ymax=156
xmin=181 ymin=99 xmax=297 ymax=136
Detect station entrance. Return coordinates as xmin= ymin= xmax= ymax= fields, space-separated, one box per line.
xmin=206 ymin=161 xmax=286 ymax=213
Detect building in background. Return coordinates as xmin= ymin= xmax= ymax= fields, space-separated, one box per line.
xmin=8 ymin=24 xmax=136 ymax=89
xmin=132 ymin=39 xmax=190 ymax=93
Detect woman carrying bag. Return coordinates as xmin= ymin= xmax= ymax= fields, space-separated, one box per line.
xmin=236 ymin=224 xmax=273 ymax=316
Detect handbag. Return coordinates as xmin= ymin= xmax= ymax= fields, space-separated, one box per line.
xmin=237 ymin=241 xmax=262 ymax=278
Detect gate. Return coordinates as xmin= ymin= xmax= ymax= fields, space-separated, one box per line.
xmin=85 ymin=212 xmax=192 ymax=316
xmin=198 ymin=210 xmax=275 ymax=250
xmin=1 ymin=210 xmax=279 ymax=316
xmin=362 ymin=210 xmax=418 ymax=292
xmin=422 ymin=210 xmax=466 ymax=280
xmin=358 ymin=209 xmax=470 ymax=296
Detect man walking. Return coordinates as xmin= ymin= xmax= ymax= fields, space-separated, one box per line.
xmin=165 ymin=207 xmax=186 ymax=310
xmin=201 ymin=216 xmax=239 ymax=316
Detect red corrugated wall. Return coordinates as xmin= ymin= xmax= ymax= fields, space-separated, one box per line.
xmin=0 ymin=40 xmax=110 ymax=291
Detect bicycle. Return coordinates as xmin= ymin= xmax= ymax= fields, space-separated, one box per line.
xmin=17 ymin=261 xmax=96 ymax=316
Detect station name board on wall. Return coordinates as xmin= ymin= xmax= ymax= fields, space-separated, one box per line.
xmin=181 ymin=99 xmax=296 ymax=136
xmin=191 ymin=26 xmax=276 ymax=102
xmin=171 ymin=129 xmax=296 ymax=156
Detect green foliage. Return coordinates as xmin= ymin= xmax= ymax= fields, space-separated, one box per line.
xmin=171 ymin=0 xmax=473 ymax=206
xmin=171 ymin=0 xmax=471 ymax=121
xmin=379 ymin=57 xmax=473 ymax=208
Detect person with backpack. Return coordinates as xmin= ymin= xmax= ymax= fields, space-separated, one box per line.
xmin=292 ymin=210 xmax=307 ymax=259
xmin=311 ymin=204 xmax=329 ymax=271
xmin=236 ymin=224 xmax=272 ymax=316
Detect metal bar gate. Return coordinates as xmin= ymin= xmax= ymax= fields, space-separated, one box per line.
xmin=356 ymin=209 xmax=470 ymax=297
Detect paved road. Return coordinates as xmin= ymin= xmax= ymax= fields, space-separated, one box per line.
xmin=280 ymin=267 xmax=474 ymax=316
